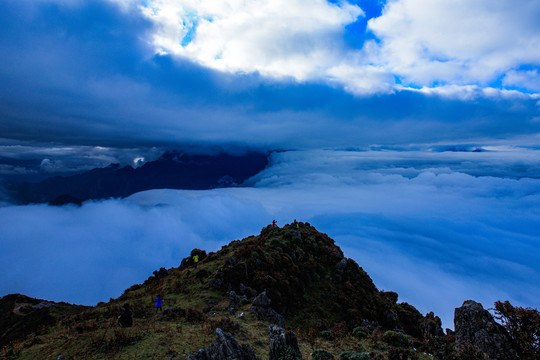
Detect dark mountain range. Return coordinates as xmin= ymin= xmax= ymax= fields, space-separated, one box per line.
xmin=2 ymin=223 xmax=535 ymax=360
xmin=5 ymin=151 xmax=269 ymax=205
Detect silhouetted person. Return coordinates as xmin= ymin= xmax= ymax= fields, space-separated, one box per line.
xmin=272 ymin=220 xmax=277 ymax=228
xmin=155 ymin=295 xmax=163 ymax=313
xmin=118 ymin=303 xmax=133 ymax=327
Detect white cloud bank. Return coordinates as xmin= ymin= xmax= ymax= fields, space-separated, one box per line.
xmin=1 ymin=149 xmax=539 ymax=329
xmin=130 ymin=0 xmax=540 ymax=96
xmin=369 ymin=0 xmax=540 ymax=88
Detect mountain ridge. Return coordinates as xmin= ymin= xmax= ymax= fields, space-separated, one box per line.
xmin=1 ymin=222 xmax=533 ymax=360
xmin=5 ymin=151 xmax=269 ymax=205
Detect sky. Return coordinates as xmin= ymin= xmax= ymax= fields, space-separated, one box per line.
xmin=1 ymin=0 xmax=540 ymax=330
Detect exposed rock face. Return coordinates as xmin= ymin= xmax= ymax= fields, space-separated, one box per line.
xmin=268 ymin=325 xmax=302 ymax=360
xmin=188 ymin=328 xmax=258 ymax=360
xmin=250 ymin=292 xmax=285 ymax=327
xmin=421 ymin=311 xmax=445 ymax=340
xmin=251 ymin=307 xmax=285 ymax=328
xmin=252 ymin=292 xmax=271 ymax=307
xmin=454 ymin=300 xmax=520 ymax=360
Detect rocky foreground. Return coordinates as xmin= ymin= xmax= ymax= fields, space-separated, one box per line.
xmin=1 ymin=222 xmax=536 ymax=360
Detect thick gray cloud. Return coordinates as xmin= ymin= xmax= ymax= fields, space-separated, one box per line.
xmin=0 ymin=1 xmax=539 ymax=152
xmin=1 ymin=150 xmax=539 ymax=329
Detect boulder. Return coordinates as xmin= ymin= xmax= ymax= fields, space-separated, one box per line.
xmin=188 ymin=349 xmax=208 ymax=360
xmin=209 ymin=278 xmax=225 ymax=289
xmin=454 ymin=300 xmax=520 ymax=360
xmin=252 ymin=292 xmax=271 ymax=307
xmin=239 ymin=283 xmax=257 ymax=298
xmin=268 ymin=325 xmax=302 ymax=360
xmin=251 ymin=306 xmax=285 ymax=328
xmin=250 ymin=291 xmax=285 ymax=327
xmin=229 ymin=291 xmax=241 ymax=307
xmin=189 ymin=328 xmax=258 ymax=360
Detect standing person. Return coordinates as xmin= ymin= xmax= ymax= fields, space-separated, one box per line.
xmin=155 ymin=295 xmax=163 ymax=313
xmin=193 ymin=254 xmax=199 ymax=268
xmin=118 ymin=303 xmax=133 ymax=327
xmin=293 ymin=219 xmax=301 ymax=237
xmin=272 ymin=220 xmax=277 ymax=228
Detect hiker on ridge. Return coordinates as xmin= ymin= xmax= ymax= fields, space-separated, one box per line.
xmin=272 ymin=220 xmax=277 ymax=228
xmin=118 ymin=303 xmax=133 ymax=327
xmin=155 ymin=295 xmax=163 ymax=313
xmin=193 ymin=254 xmax=199 ymax=268
xmin=293 ymin=219 xmax=301 ymax=237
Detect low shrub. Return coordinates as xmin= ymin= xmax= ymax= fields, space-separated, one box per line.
xmin=352 ymin=327 xmax=368 ymax=339
xmin=338 ymin=351 xmax=369 ymax=360
xmin=278 ymin=345 xmax=302 ymax=360
xmin=319 ymin=330 xmax=335 ymax=340
xmin=382 ymin=331 xmax=411 ymax=348
xmin=312 ymin=349 xmax=334 ymax=360
xmin=240 ymin=298 xmax=250 ymax=306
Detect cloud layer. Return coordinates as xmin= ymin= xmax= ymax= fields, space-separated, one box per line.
xmin=1 ymin=150 xmax=539 ymax=329
xmin=369 ymin=0 xmax=540 ymax=90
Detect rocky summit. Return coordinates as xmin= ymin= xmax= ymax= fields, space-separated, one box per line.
xmin=0 ymin=222 xmax=533 ymax=360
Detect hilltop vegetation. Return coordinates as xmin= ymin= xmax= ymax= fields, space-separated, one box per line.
xmin=1 ymin=222 xmax=537 ymax=360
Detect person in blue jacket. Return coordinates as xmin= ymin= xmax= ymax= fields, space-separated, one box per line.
xmin=155 ymin=295 xmax=163 ymax=313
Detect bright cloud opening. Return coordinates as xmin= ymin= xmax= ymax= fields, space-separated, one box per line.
xmin=134 ymin=0 xmax=540 ymax=96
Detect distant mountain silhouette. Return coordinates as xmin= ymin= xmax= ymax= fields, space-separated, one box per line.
xmin=6 ymin=151 xmax=269 ymax=205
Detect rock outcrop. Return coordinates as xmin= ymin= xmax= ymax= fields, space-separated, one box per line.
xmin=250 ymin=292 xmax=285 ymax=327
xmin=421 ymin=311 xmax=445 ymax=340
xmin=268 ymin=325 xmax=302 ymax=360
xmin=454 ymin=300 xmax=520 ymax=360
xmin=187 ymin=328 xmax=258 ymax=360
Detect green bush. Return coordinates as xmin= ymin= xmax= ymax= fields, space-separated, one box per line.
xmin=352 ymin=327 xmax=368 ymax=339
xmin=319 ymin=330 xmax=335 ymax=340
xmin=338 ymin=351 xmax=369 ymax=360
xmin=239 ymin=298 xmax=250 ymax=306
xmin=382 ymin=331 xmax=411 ymax=348
xmin=278 ymin=345 xmax=301 ymax=360
xmin=312 ymin=349 xmax=334 ymax=360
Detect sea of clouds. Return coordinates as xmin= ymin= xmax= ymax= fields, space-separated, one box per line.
xmin=1 ymin=149 xmax=539 ymax=329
